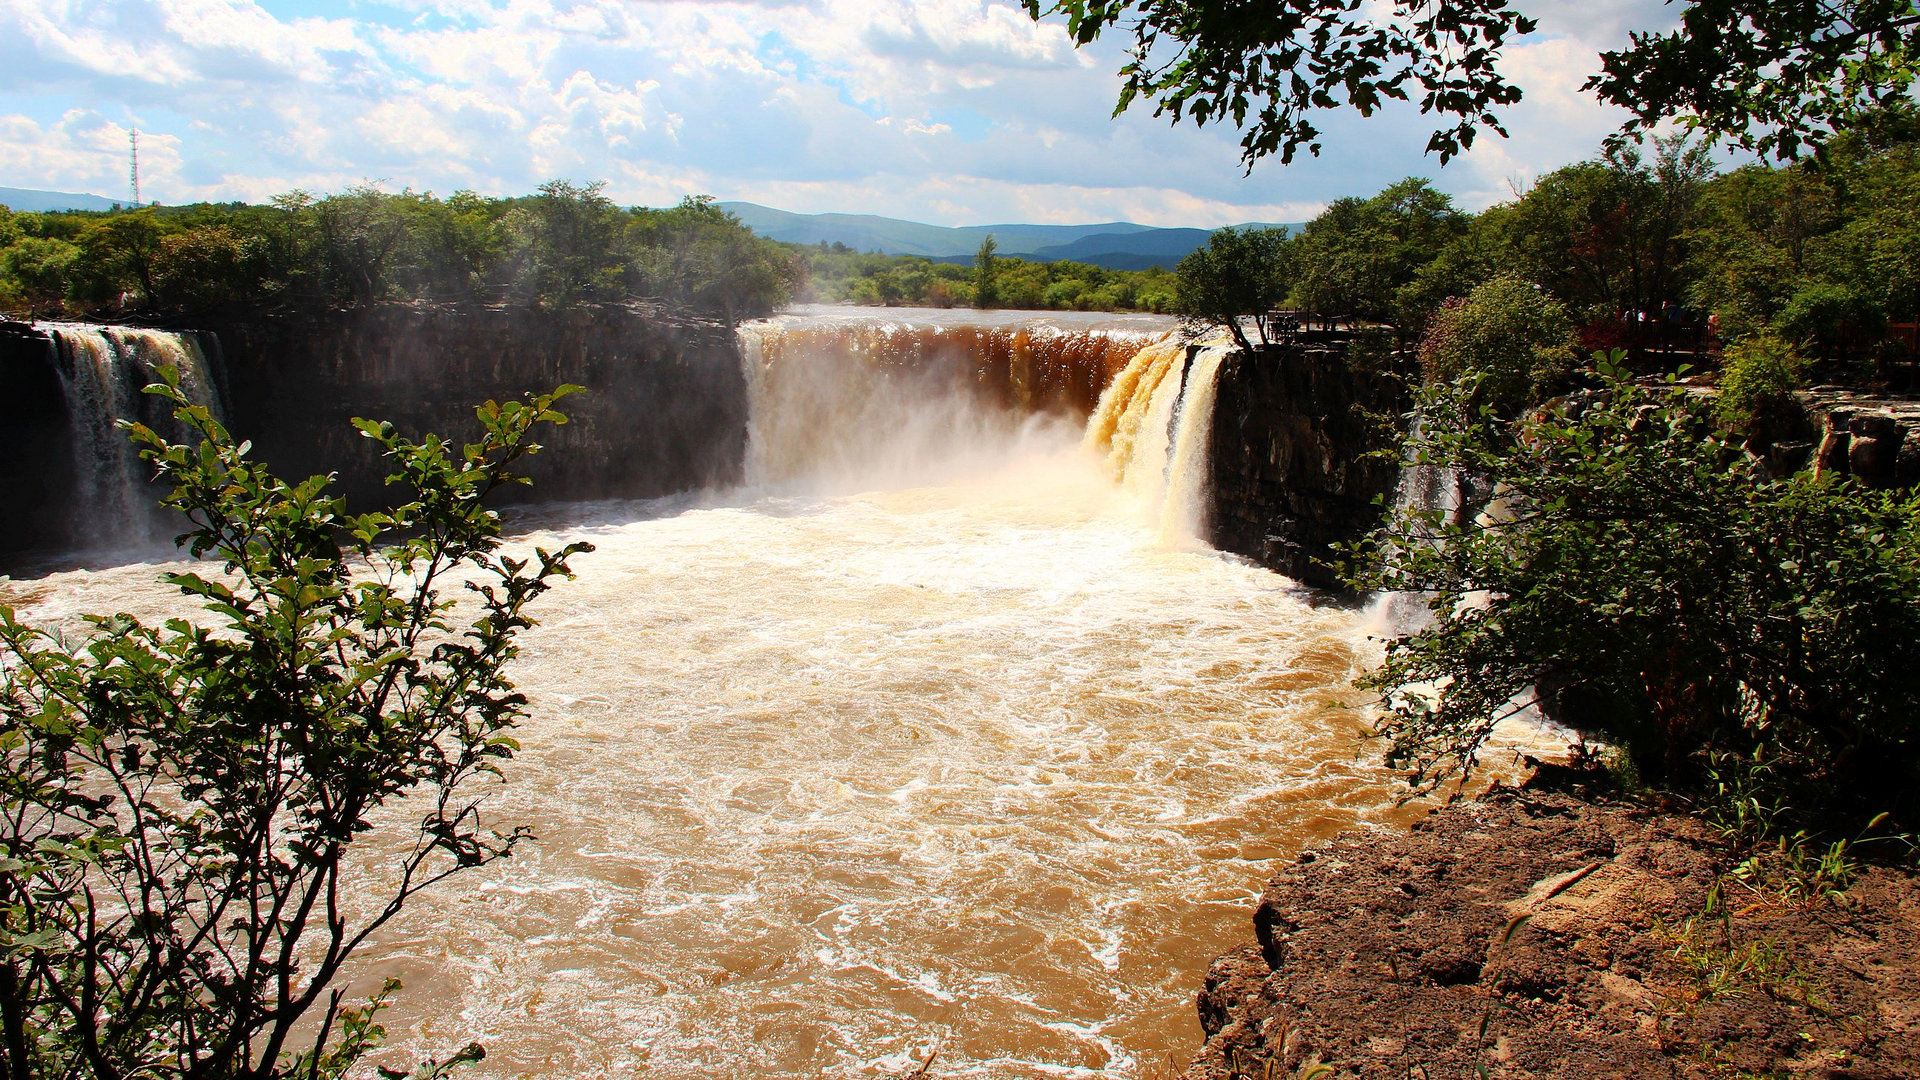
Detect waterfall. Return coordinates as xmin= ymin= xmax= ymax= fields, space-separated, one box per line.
xmin=1157 ymin=343 xmax=1232 ymax=547
xmin=43 ymin=325 xmax=227 ymax=551
xmin=1082 ymin=335 xmax=1235 ymax=547
xmin=735 ymin=312 xmax=1152 ymax=492
xmin=1083 ymin=338 xmax=1186 ymax=496
xmin=733 ymin=308 xmax=1239 ymax=552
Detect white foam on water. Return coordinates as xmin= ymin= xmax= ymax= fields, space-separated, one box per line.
xmin=0 ymin=312 xmax=1559 ymax=1078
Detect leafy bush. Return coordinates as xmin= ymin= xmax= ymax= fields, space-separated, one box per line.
xmin=1417 ymin=272 xmax=1577 ymax=411
xmin=0 ymin=373 xmax=591 ymax=1078
xmin=1776 ymin=279 xmax=1884 ymax=357
xmin=1 ymin=236 xmax=80 ymax=307
xmin=1345 ymin=359 xmax=1920 ymax=832
xmin=1714 ymin=331 xmax=1808 ymax=430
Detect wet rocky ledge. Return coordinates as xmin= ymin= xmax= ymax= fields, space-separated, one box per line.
xmin=1181 ymin=783 xmax=1920 ymax=1080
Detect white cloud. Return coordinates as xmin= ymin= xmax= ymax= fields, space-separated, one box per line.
xmin=0 ymin=0 xmax=1682 ymax=223
xmin=0 ymin=110 xmax=181 ymax=199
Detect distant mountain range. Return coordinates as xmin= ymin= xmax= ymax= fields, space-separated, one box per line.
xmin=0 ymin=187 xmax=1292 ymax=271
xmin=719 ymin=201 xmax=1297 ymax=271
xmin=0 ymin=186 xmax=123 ymax=212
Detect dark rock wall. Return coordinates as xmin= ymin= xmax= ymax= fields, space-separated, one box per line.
xmin=206 ymin=304 xmax=747 ymax=512
xmin=1792 ymin=390 xmax=1920 ymax=488
xmin=0 ymin=323 xmax=73 ymax=556
xmin=1207 ymin=344 xmax=1412 ymax=592
xmin=1 ymin=304 xmax=747 ymax=568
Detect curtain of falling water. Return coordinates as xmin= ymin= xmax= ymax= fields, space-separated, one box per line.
xmin=3 ymin=309 xmax=1557 ymax=1080
xmin=737 ymin=315 xmax=1149 ymax=491
xmin=1081 ymin=335 xmax=1234 ymax=547
xmin=43 ymin=324 xmax=226 ymax=551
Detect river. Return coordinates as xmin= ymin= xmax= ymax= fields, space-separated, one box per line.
xmin=1 ymin=308 xmax=1538 ymax=1079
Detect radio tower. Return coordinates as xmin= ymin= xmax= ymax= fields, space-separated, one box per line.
xmin=129 ymin=129 xmax=141 ymax=206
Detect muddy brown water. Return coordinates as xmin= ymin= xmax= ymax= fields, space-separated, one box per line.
xmin=3 ymin=309 xmax=1552 ymax=1078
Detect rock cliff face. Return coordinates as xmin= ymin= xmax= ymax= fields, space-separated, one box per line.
xmin=1784 ymin=389 xmax=1920 ymax=487
xmin=1 ymin=303 xmax=747 ymax=567
xmin=204 ymin=303 xmax=747 ymax=511
xmin=0 ymin=322 xmax=72 ymax=558
xmin=1206 ymin=343 xmax=1412 ymax=591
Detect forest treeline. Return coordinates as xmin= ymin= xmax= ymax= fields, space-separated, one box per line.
xmin=0 ymin=181 xmax=796 ymax=323
xmin=2 ymin=121 xmax=1915 ymax=355
xmin=1186 ymin=126 xmax=1919 ymax=371
xmin=0 ymin=178 xmax=1182 ymax=319
xmin=817 ymin=126 xmax=1920 ymax=371
xmin=797 ymin=244 xmax=1180 ymax=312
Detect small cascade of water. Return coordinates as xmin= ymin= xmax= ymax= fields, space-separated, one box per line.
xmin=1083 ymin=338 xmax=1186 ymax=495
xmin=1363 ymin=429 xmax=1475 ymax=636
xmin=1081 ymin=335 xmax=1235 ymax=547
xmin=43 ymin=325 xmax=227 ymax=551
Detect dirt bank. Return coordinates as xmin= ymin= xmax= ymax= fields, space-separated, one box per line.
xmin=1182 ymin=784 xmax=1920 ymax=1079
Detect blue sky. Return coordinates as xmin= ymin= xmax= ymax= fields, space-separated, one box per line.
xmin=0 ymin=0 xmax=1678 ymax=226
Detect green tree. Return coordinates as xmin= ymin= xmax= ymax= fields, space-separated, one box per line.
xmin=693 ymin=225 xmax=797 ymax=325
xmin=1685 ymin=123 xmax=1920 ymax=356
xmin=972 ymin=235 xmax=1000 ymax=309
xmin=1417 ymin=272 xmax=1577 ymax=410
xmin=507 ymin=180 xmax=625 ymax=309
xmin=1392 ymin=203 xmax=1518 ymax=332
xmin=1026 ymin=0 xmax=1920 ymax=166
xmin=74 ymin=209 xmax=166 ymax=304
xmin=392 ymin=190 xmax=507 ymax=303
xmin=150 ymin=225 xmax=273 ymax=311
xmin=1344 ymin=359 xmax=1920 ymax=828
xmin=1291 ymin=178 xmax=1464 ymax=330
xmin=0 ymin=373 xmax=591 ymax=1079
xmin=1503 ymin=138 xmax=1713 ymax=320
xmin=629 ymin=195 xmax=792 ymax=319
xmin=1686 ymin=160 xmax=1839 ymax=338
xmin=1174 ymin=227 xmax=1290 ymax=350
xmin=314 ymin=185 xmax=416 ymax=308
xmin=1023 ymin=0 xmax=1535 ymax=166
xmin=0 ymin=236 xmax=80 ymax=308
xmin=1591 ymin=0 xmax=1920 ymax=160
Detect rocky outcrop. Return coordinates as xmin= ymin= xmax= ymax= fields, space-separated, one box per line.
xmin=0 ymin=303 xmax=747 ymax=568
xmin=1206 ymin=343 xmax=1412 ymax=592
xmin=1797 ymin=388 xmax=1920 ymax=486
xmin=1752 ymin=388 xmax=1920 ymax=487
xmin=1183 ymin=786 xmax=1920 ymax=1079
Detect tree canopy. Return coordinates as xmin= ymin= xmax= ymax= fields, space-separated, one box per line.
xmin=1129 ymin=121 xmax=1918 ymax=376
xmin=1025 ymin=0 xmax=1920 ymax=166
xmin=1173 ymin=227 xmax=1291 ymax=348
xmin=0 ymin=184 xmax=797 ymax=321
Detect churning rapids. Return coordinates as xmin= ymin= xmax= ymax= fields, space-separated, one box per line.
xmin=3 ymin=307 xmax=1545 ymax=1079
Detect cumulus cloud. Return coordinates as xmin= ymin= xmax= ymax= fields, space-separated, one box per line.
xmin=0 ymin=0 xmax=1680 ymax=224
xmin=0 ymin=110 xmax=205 ymax=204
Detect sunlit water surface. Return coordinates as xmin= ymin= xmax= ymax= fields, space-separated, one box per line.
xmin=2 ymin=308 xmax=1552 ymax=1079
